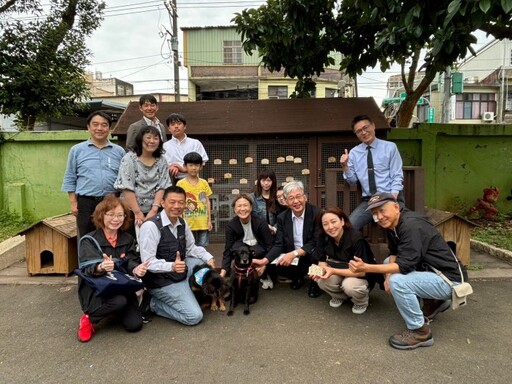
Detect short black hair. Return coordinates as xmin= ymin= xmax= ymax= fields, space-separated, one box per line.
xmin=163 ymin=185 xmax=186 ymax=200
xmin=139 ymin=94 xmax=158 ymax=105
xmin=351 ymin=114 xmax=373 ymax=130
xmin=183 ymin=151 xmax=203 ymax=165
xmin=134 ymin=125 xmax=164 ymax=158
xmin=166 ymin=113 xmax=186 ymax=126
xmin=86 ymin=111 xmax=111 ymax=126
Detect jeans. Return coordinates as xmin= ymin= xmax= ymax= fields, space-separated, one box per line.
xmin=149 ymin=257 xmax=204 ymax=325
xmin=384 ymin=258 xmax=453 ymax=330
xmin=192 ymin=230 xmax=209 ymax=247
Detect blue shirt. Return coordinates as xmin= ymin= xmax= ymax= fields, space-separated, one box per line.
xmin=61 ymin=139 xmax=125 ymax=196
xmin=343 ymin=138 xmax=403 ymax=197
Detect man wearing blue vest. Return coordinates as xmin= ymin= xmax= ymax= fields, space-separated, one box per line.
xmin=139 ymin=186 xmax=215 ymax=325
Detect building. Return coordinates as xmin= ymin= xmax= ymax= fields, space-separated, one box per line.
xmin=86 ymin=71 xmax=134 ymax=98
xmin=181 ymin=26 xmax=353 ymax=101
xmin=384 ymin=38 xmax=512 ymax=124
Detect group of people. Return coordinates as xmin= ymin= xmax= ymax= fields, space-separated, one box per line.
xmin=63 ymin=107 xmax=468 ymax=351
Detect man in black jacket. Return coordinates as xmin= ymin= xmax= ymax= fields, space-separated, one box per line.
xmin=254 ymin=181 xmax=322 ymax=297
xmin=349 ymin=193 xmax=468 ymax=350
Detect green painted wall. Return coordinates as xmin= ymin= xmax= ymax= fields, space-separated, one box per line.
xmin=388 ymin=124 xmax=512 ymax=215
xmin=0 ymin=131 xmax=108 ymax=220
xmin=1 ymin=126 xmax=511 ymax=222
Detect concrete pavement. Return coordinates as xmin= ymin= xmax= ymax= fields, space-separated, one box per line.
xmin=1 ymin=242 xmax=512 ymax=383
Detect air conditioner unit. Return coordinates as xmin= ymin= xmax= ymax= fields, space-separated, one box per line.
xmin=482 ymin=111 xmax=495 ymax=122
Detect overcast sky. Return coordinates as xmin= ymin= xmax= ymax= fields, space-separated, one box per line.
xmin=85 ymin=0 xmax=493 ymax=104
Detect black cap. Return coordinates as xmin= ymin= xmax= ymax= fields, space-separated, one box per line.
xmin=365 ymin=193 xmax=397 ymax=211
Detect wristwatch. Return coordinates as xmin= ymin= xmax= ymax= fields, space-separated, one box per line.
xmin=293 ymin=250 xmax=299 ymax=257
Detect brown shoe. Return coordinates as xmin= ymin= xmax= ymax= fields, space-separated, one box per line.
xmin=389 ymin=323 xmax=433 ymax=350
xmin=422 ymin=299 xmax=451 ymax=321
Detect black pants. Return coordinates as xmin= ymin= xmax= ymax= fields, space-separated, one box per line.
xmin=76 ymin=195 xmax=104 ymax=239
xmin=267 ymin=253 xmax=312 ymax=282
xmin=89 ymin=293 xmax=143 ymax=333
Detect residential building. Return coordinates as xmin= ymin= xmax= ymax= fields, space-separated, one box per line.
xmin=384 ymin=38 xmax=512 ymax=124
xmin=181 ymin=26 xmax=352 ymax=101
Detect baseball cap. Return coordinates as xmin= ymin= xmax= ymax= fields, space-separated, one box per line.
xmin=365 ymin=193 xmax=397 ymax=211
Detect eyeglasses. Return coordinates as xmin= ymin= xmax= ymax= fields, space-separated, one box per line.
xmin=105 ymin=213 xmax=126 ymax=219
xmin=354 ymin=124 xmax=372 ymax=136
xmin=286 ymin=193 xmax=305 ymax=203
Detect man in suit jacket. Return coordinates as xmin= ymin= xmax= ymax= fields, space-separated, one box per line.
xmin=125 ymin=94 xmax=167 ymax=151
xmin=254 ymin=181 xmax=322 ymax=297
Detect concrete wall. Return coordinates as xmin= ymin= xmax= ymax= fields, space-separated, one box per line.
xmin=0 ymin=131 xmax=93 ymax=220
xmin=1 ymin=125 xmax=511 ymax=222
xmin=389 ymin=123 xmax=512 ymax=214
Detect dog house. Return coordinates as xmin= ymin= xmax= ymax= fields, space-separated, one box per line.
xmin=20 ymin=214 xmax=77 ymax=276
xmin=424 ymin=208 xmax=476 ymax=266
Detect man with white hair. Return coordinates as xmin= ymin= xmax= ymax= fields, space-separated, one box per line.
xmin=253 ymin=181 xmax=322 ymax=297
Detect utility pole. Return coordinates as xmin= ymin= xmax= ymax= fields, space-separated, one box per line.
xmin=165 ymin=0 xmax=180 ymax=102
xmin=441 ymin=66 xmax=451 ymax=123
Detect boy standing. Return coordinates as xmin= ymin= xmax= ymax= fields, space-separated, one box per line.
xmin=176 ymin=152 xmax=213 ymax=247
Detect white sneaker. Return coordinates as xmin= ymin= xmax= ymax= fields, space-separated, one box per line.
xmin=261 ymin=276 xmax=274 ymax=290
xmin=352 ymin=304 xmax=368 ymax=314
xmin=329 ymin=298 xmax=344 ymax=308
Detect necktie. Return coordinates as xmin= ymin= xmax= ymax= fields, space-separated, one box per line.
xmin=367 ymin=145 xmax=377 ymax=195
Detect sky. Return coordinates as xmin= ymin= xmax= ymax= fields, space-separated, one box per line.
xmin=85 ymin=0 xmax=493 ymax=105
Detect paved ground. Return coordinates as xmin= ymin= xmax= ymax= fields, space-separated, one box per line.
xmin=0 ymin=244 xmax=511 ymax=383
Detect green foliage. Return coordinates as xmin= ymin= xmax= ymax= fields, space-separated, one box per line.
xmin=0 ymin=0 xmax=106 ymax=130
xmin=0 ymin=210 xmax=33 ymax=243
xmin=233 ymin=0 xmax=512 ymax=126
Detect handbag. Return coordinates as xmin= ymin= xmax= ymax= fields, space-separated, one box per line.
xmin=74 ymin=235 xmax=144 ymax=297
xmin=429 ymin=251 xmax=473 ymax=310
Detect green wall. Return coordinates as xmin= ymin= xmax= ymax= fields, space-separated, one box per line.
xmin=388 ymin=124 xmax=512 ymax=215
xmin=1 ymin=125 xmax=511 ymax=222
xmin=1 ymin=131 xmax=96 ymax=220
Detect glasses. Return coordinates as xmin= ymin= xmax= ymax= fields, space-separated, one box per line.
xmin=105 ymin=213 xmax=126 ymax=220
xmin=286 ymin=193 xmax=305 ymax=203
xmin=277 ymin=194 xmax=286 ymax=201
xmin=354 ymin=124 xmax=372 ymax=135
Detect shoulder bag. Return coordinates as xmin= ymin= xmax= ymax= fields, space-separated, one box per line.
xmin=74 ymin=235 xmax=144 ymax=297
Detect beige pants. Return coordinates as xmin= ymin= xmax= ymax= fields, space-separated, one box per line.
xmin=317 ymin=275 xmax=369 ymax=306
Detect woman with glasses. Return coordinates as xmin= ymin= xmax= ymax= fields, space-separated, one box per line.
xmin=114 ymin=126 xmax=171 ymax=229
xmin=77 ymin=195 xmax=149 ymax=342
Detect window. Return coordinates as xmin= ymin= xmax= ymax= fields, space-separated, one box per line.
xmin=223 ymin=40 xmax=242 ymax=64
xmin=506 ymin=91 xmax=512 ymax=111
xmin=325 ymin=88 xmax=337 ymax=98
xmin=455 ymin=93 xmax=496 ymax=119
xmin=268 ymin=86 xmax=288 ymax=99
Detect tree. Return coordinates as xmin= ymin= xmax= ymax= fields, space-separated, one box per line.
xmin=233 ymin=0 xmax=512 ymax=127
xmin=0 ymin=0 xmax=105 ymax=130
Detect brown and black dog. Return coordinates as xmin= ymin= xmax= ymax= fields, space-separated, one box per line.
xmin=227 ymin=244 xmax=260 ymax=316
xmin=189 ymin=264 xmax=230 ymax=311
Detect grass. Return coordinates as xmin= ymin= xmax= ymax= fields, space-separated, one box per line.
xmin=0 ymin=210 xmax=33 ymax=243
xmin=471 ymin=220 xmax=512 ymax=252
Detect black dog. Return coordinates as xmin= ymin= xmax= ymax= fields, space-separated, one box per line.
xmin=189 ymin=264 xmax=230 ymax=312
xmin=228 ymin=244 xmax=260 ymax=316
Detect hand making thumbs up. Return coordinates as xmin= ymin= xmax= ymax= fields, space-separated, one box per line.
xmin=340 ymin=148 xmax=349 ymax=170
xmin=173 ymin=251 xmax=186 ymax=273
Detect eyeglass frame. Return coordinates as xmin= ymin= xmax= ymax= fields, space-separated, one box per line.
xmin=104 ymin=213 xmax=126 ymax=219
xmin=354 ymin=124 xmax=372 ymax=136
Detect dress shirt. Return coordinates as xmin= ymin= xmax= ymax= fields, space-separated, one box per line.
xmin=61 ymin=139 xmax=125 ymax=196
xmin=142 ymin=116 xmax=166 ymax=140
xmin=292 ymin=210 xmax=305 ymax=249
xmin=139 ymin=209 xmax=213 ymax=273
xmin=163 ymin=134 xmax=209 ymax=179
xmin=343 ymin=138 xmax=403 ymax=197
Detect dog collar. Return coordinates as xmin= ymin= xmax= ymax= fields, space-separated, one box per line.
xmin=194 ymin=267 xmax=209 ymax=286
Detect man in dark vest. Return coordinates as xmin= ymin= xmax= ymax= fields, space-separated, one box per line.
xmin=139 ymin=186 xmax=215 ymax=325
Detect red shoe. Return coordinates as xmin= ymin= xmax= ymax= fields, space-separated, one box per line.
xmin=78 ymin=313 xmax=95 ymax=342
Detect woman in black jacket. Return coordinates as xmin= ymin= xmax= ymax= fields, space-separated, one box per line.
xmin=310 ymin=207 xmax=381 ymax=315
xmin=220 ymin=194 xmax=273 ymax=279
xmin=77 ymin=195 xmax=148 ymax=342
